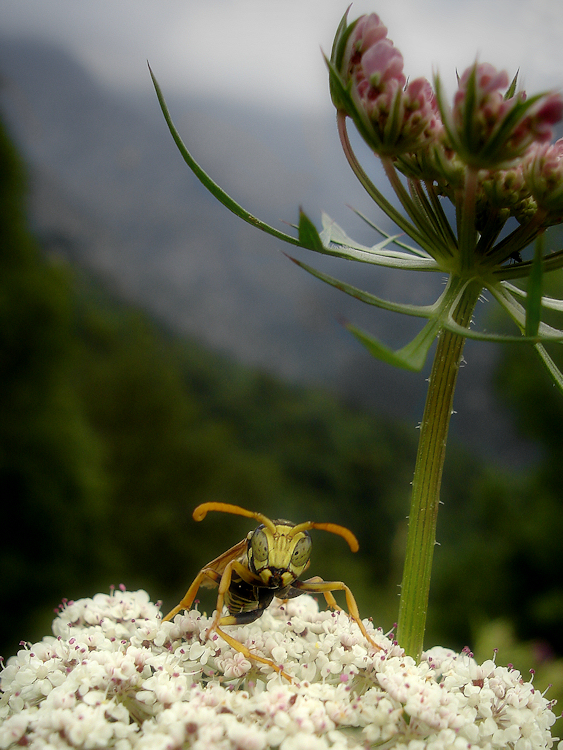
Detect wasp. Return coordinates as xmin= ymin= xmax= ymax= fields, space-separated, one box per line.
xmin=163 ymin=502 xmax=381 ymax=680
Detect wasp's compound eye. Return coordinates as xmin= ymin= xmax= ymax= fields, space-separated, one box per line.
xmin=291 ymin=534 xmax=312 ymax=568
xmin=250 ymin=527 xmax=269 ymax=565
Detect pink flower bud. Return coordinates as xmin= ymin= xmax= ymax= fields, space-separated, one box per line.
xmin=452 ymin=63 xmax=511 ymax=153
xmin=457 ymin=63 xmax=509 ymax=99
xmin=361 ymin=39 xmax=406 ymax=90
xmin=446 ymin=62 xmax=563 ymax=169
xmin=522 ymin=92 xmax=563 ymax=144
xmin=347 ymin=13 xmax=388 ymax=59
xmin=524 ymin=138 xmax=563 ymax=215
xmin=334 ymin=13 xmax=440 ymax=156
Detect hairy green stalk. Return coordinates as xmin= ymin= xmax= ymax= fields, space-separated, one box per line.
xmin=397 ymin=280 xmax=482 ymax=658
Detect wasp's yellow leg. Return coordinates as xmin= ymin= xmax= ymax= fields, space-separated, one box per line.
xmin=206 ymin=559 xmax=264 ymax=637
xmin=299 ymin=576 xmax=342 ymax=610
xmin=163 ymin=567 xmax=222 ymax=621
xmin=213 ymin=624 xmax=293 ymax=682
xmin=205 ymin=559 xmax=256 ymax=631
xmin=295 ymin=578 xmax=381 ymax=652
xmin=205 ymin=561 xmax=294 ymax=681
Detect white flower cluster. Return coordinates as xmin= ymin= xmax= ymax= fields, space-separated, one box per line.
xmin=0 ymin=588 xmax=558 ymax=750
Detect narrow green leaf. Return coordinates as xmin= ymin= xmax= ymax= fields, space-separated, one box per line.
xmin=442 ymin=317 xmax=563 ymax=343
xmin=298 ymin=210 xmax=325 ymax=253
xmin=345 ymin=318 xmax=441 ymax=372
xmin=319 ymin=214 xmax=439 ymax=269
xmin=347 ymin=207 xmax=431 ymax=257
xmin=505 ymin=70 xmax=519 ymax=100
xmin=286 ymin=254 xmax=438 ymax=318
xmin=535 ymin=343 xmax=563 ymax=394
xmin=482 ymin=91 xmax=546 ymax=163
xmin=434 ymin=73 xmax=461 ymax=156
xmin=481 ymin=283 xmax=563 ymax=342
xmin=490 ymin=283 xmax=563 ymax=337
xmin=503 ymin=282 xmax=563 ymax=312
xmin=329 ymin=9 xmax=358 ymax=110
xmin=538 ymin=247 xmax=563 ymax=274
xmin=149 ymin=64 xmax=301 ymax=248
xmin=525 ymin=235 xmax=544 ymax=337
xmin=321 ymin=214 xmax=400 ymax=257
xmin=462 ymin=64 xmax=478 ymax=153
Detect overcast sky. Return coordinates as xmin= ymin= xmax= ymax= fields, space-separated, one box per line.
xmin=2 ymin=0 xmax=563 ymax=114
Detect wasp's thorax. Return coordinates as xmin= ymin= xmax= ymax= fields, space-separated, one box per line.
xmin=248 ymin=522 xmax=312 ymax=588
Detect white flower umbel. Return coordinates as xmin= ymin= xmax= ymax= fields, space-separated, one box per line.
xmin=0 ymin=589 xmax=557 ymax=749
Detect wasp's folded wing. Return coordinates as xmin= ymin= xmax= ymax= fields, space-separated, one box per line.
xmin=198 ymin=539 xmax=248 ymax=588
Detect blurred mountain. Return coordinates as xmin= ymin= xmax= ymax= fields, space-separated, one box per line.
xmin=0 ymin=35 xmax=529 ymax=462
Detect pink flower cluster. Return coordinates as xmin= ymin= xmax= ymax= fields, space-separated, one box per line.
xmin=511 ymin=93 xmax=562 ymax=150
xmin=452 ymin=62 xmax=563 ymax=168
xmin=341 ymin=14 xmax=440 ymax=156
xmin=453 ymin=64 xmax=512 ymax=136
xmin=337 ymin=11 xmax=563 ymax=188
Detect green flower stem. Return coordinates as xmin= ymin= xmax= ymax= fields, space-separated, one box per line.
xmin=380 ymin=157 xmax=451 ymax=263
xmin=487 ymin=210 xmax=545 ymax=268
xmin=336 ymin=113 xmax=431 ymax=253
xmin=458 ymin=167 xmax=479 ymax=273
xmin=397 ymin=279 xmax=482 ymax=659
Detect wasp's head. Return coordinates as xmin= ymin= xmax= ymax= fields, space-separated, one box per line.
xmin=247 ymin=521 xmax=312 ymax=588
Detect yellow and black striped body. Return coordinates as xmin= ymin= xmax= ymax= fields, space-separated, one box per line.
xmin=223 ymin=520 xmax=310 ymax=623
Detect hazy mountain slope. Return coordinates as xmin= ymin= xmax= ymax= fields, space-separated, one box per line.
xmin=0 ymin=36 xmax=523 ymax=459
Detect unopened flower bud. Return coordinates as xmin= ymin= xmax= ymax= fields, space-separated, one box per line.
xmin=440 ymin=62 xmax=563 ymax=169
xmin=331 ymin=12 xmax=440 ymax=157
xmin=396 ymin=129 xmax=465 ymax=200
xmin=360 ymin=38 xmax=405 ymax=91
xmin=520 ymin=93 xmax=563 ymax=145
xmin=524 ymin=138 xmax=563 ymax=217
xmin=480 ymin=163 xmax=536 ymax=223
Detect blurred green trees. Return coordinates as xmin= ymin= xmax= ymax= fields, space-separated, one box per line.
xmin=492 ymin=335 xmax=563 ymax=651
xmin=0 ymin=116 xmax=108 ymax=650
xmin=0 ymin=113 xmax=416 ymax=657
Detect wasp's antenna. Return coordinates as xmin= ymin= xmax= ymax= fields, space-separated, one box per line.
xmin=290 ymin=521 xmax=359 ymax=552
xmin=192 ymin=502 xmax=278 ymax=534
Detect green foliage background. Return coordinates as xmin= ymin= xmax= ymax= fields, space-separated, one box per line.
xmin=1 ymin=113 xmax=562 ymax=723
